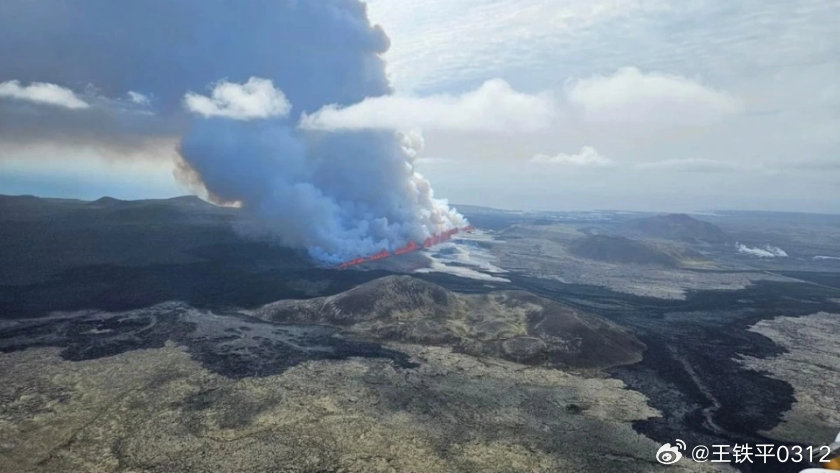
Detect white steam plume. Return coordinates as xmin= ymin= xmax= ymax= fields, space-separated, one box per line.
xmin=736 ymin=243 xmax=788 ymax=258
xmin=177 ymin=85 xmax=466 ymax=263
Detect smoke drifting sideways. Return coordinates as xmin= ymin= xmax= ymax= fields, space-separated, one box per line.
xmin=0 ymin=0 xmax=466 ymax=263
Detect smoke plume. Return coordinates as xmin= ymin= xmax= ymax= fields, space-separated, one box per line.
xmin=178 ymin=117 xmax=465 ymax=262
xmin=0 ymin=0 xmax=466 ymax=263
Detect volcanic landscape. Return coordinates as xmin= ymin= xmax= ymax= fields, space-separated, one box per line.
xmin=1 ymin=195 xmax=839 ymax=473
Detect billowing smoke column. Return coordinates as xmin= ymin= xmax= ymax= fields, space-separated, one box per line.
xmin=171 ymin=2 xmax=467 ymax=263
xmin=179 ymin=122 xmax=466 ymax=263
xmin=0 ymin=0 xmax=467 ymax=264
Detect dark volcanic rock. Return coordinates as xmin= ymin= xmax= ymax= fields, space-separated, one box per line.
xmin=501 ymin=336 xmax=547 ymax=362
xmin=256 ymin=275 xmax=646 ymax=369
xmin=0 ymin=302 xmax=415 ymax=378
xmin=0 ymin=194 xmax=308 ymax=287
xmin=622 ymin=213 xmax=729 ymax=243
xmin=568 ymin=234 xmax=679 ymax=267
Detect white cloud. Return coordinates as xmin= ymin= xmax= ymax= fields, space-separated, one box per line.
xmin=736 ymin=243 xmax=788 ymax=258
xmin=367 ymin=0 xmax=837 ymax=99
xmin=366 ymin=0 xmax=660 ymax=93
xmin=0 ymin=80 xmax=89 ymax=109
xmin=127 ymin=91 xmax=150 ymax=106
xmin=300 ymin=79 xmax=555 ymax=132
xmin=184 ymin=77 xmax=291 ymax=120
xmin=566 ymin=67 xmax=742 ymax=123
xmin=530 ymin=146 xmax=613 ymax=166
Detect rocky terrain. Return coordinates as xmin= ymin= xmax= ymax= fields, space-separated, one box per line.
xmin=487 ymin=222 xmax=791 ymax=299
xmin=618 ymin=213 xmax=730 ymax=244
xmin=0 ymin=195 xmax=256 ymax=286
xmin=255 ymin=275 xmax=646 ymax=369
xmin=739 ymin=312 xmax=840 ymax=446
xmin=568 ymin=234 xmax=681 ymax=267
xmin=1 ymin=196 xmax=839 ymax=473
xmin=0 ymin=342 xmax=727 ymax=473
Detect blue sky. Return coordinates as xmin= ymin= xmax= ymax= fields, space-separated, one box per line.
xmin=1 ymin=0 xmax=838 ymax=212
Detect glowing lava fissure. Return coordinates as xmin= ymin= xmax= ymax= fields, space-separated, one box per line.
xmin=338 ymin=225 xmax=475 ymax=269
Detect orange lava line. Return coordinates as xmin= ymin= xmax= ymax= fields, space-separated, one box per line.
xmin=337 ymin=225 xmax=474 ymax=269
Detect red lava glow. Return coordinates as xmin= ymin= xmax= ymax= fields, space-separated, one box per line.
xmin=338 ymin=225 xmax=475 ymax=269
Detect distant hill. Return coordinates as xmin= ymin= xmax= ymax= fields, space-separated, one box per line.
xmin=569 ymin=234 xmax=679 ymax=267
xmin=620 ymin=213 xmax=728 ymax=243
xmin=256 ymin=275 xmax=646 ymax=369
xmin=0 ymin=194 xmax=227 ymax=223
xmin=0 ymin=194 xmax=308 ymax=286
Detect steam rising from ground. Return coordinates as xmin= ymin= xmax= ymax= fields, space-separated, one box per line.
xmin=736 ymin=243 xmax=788 ymax=258
xmin=164 ymin=5 xmax=467 ymax=263
xmin=178 ymin=121 xmax=465 ymax=262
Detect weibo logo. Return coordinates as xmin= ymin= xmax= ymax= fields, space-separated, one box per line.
xmin=656 ymin=440 xmax=686 ymax=465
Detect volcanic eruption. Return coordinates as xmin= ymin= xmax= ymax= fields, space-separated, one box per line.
xmin=0 ymin=0 xmax=468 ymax=264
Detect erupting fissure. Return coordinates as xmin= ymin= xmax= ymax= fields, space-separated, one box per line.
xmin=338 ymin=225 xmax=475 ymax=269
